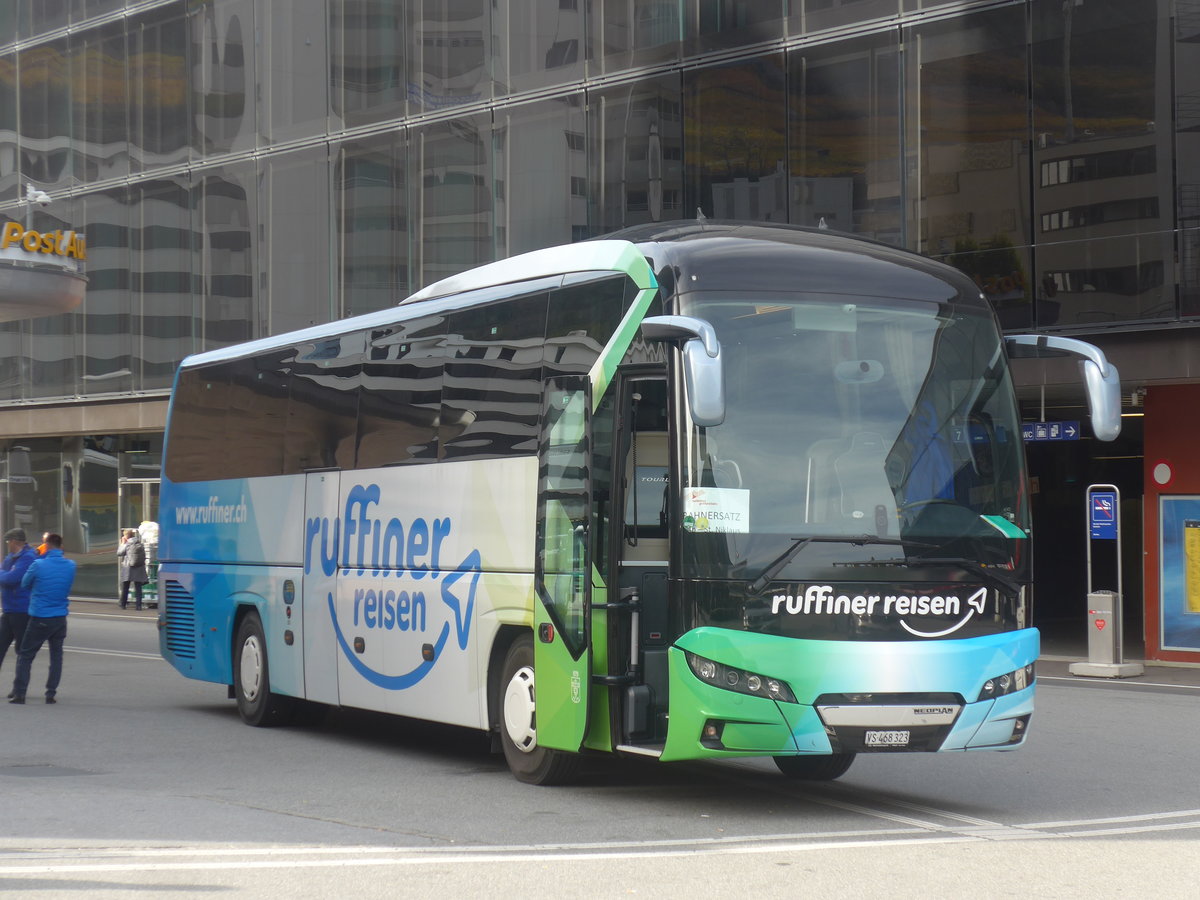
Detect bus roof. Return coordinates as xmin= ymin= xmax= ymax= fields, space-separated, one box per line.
xmin=177 ymin=222 xmax=988 ymax=371
xmin=609 ymin=221 xmax=989 ymax=309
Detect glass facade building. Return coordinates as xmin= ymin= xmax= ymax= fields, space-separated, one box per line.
xmin=0 ymin=0 xmax=1198 ymax=659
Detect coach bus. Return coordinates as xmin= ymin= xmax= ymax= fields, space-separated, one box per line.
xmin=158 ymin=222 xmax=1121 ymax=784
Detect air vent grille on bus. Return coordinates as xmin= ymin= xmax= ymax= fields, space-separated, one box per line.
xmin=163 ymin=580 xmax=197 ymax=659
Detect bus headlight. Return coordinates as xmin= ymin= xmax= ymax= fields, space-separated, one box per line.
xmin=977 ymin=663 xmax=1035 ymax=702
xmin=685 ymin=651 xmax=797 ymax=704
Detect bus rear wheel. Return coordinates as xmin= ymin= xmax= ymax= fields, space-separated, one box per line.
xmin=234 ymin=611 xmax=294 ymax=727
xmin=773 ymin=753 xmax=855 ymax=780
xmin=498 ymin=635 xmax=580 ymax=786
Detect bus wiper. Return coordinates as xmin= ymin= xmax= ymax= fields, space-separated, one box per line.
xmin=748 ymin=535 xmax=932 ymax=595
xmin=835 ymin=555 xmax=1020 ymax=599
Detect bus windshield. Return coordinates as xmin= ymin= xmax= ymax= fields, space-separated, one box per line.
xmin=676 ymin=292 xmax=1028 ymax=582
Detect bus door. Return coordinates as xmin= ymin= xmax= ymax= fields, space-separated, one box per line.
xmin=302 ymin=470 xmax=340 ymax=705
xmin=534 ymin=376 xmax=593 ymax=751
xmin=613 ymin=376 xmax=671 ymax=748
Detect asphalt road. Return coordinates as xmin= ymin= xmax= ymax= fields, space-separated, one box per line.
xmin=0 ymin=603 xmax=1197 ymax=897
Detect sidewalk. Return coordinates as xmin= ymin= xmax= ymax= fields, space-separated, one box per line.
xmin=1039 ymin=621 xmax=1200 ymax=690
xmin=71 ymin=597 xmax=158 ymax=618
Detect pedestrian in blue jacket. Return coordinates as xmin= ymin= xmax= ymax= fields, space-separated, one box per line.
xmin=0 ymin=527 xmax=37 ymax=674
xmin=10 ymin=533 xmax=76 ymax=704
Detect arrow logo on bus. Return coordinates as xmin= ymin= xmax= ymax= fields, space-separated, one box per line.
xmin=899 ymin=586 xmax=989 ymax=638
xmin=327 ymin=546 xmax=482 ymax=690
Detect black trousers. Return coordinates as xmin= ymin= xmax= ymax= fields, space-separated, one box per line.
xmin=0 ymin=610 xmax=30 ymax=670
xmin=120 ymin=581 xmax=145 ymax=607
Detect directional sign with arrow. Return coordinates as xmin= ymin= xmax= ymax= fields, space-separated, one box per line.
xmin=1022 ymin=420 xmax=1080 ymax=442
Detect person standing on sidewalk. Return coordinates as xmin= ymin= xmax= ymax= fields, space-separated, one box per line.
xmin=9 ymin=533 xmax=76 ymax=705
xmin=117 ymin=528 xmax=148 ymax=610
xmin=0 ymin=528 xmax=37 ymax=674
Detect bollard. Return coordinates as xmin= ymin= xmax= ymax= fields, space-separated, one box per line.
xmin=1084 ymin=590 xmax=1118 ymax=666
xmin=1070 ymin=485 xmax=1143 ymax=678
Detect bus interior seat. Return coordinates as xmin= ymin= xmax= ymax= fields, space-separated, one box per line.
xmin=806 ymin=432 xmax=899 ymax=535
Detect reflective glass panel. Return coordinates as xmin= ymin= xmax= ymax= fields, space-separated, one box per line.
xmin=495 ymin=97 xmax=587 ymax=255
xmin=79 ymin=187 xmax=132 ymax=397
xmin=191 ymin=0 xmax=257 ymax=156
xmin=1031 ymin=0 xmax=1170 ymax=325
xmin=588 ymin=75 xmax=684 ymax=234
xmin=788 ymin=33 xmax=901 ymax=241
xmin=263 ymin=0 xmax=329 ymax=143
xmin=906 ymin=8 xmax=1031 ymax=322
xmin=0 ymin=324 xmax=23 ymax=402
xmin=792 ymin=1 xmax=899 ymax=36
xmin=70 ymin=21 xmax=128 ymax=183
xmin=262 ymin=147 xmax=332 ymax=335
xmin=684 ymin=55 xmax=787 ymax=222
xmin=1036 ymin=232 xmax=1176 ymax=327
xmin=24 ymin=0 xmax=69 ymax=37
xmin=135 ymin=177 xmax=196 ymax=390
xmin=330 ymin=0 xmax=407 ymax=127
xmin=130 ymin=5 xmax=189 ymax=172
xmin=595 ymin=0 xmax=683 ymax=73
xmin=407 ymin=0 xmax=492 ymax=112
xmin=337 ymin=133 xmax=409 ymax=317
xmin=0 ymin=53 xmax=17 ymax=203
xmin=1181 ymin=1 xmax=1200 ymax=316
xmin=410 ymin=111 xmax=494 ymax=288
xmin=72 ymin=1 xmax=124 ymax=25
xmin=19 ymin=39 xmax=72 ymax=190
xmin=687 ymin=0 xmax=784 ymax=53
xmin=197 ymin=162 xmax=257 ymax=350
xmin=496 ymin=0 xmax=584 ymax=93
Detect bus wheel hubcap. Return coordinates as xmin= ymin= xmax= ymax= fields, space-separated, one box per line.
xmin=240 ymin=636 xmax=263 ymax=702
xmin=503 ymin=666 xmax=537 ymax=753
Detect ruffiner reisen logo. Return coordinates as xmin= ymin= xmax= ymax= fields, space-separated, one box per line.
xmin=305 ymin=483 xmax=482 ymax=689
xmin=772 ymin=585 xmax=990 ymax=637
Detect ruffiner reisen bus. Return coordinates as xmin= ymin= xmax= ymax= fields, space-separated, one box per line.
xmin=158 ymin=222 xmax=1121 ymax=784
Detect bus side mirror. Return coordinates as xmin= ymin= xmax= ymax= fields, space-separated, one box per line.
xmin=1004 ymin=334 xmax=1122 ymax=441
xmin=641 ymin=315 xmax=725 ymax=427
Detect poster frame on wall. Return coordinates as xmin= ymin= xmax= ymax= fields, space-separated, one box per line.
xmin=1158 ymin=494 xmax=1200 ymax=652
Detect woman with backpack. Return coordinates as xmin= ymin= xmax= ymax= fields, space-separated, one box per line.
xmin=117 ymin=528 xmax=148 ymax=611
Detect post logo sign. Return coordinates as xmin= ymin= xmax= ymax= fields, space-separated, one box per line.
xmin=772 ymin=584 xmax=990 ymax=638
xmin=304 ymin=483 xmax=482 ymax=689
xmin=1 ymin=222 xmax=87 ymax=261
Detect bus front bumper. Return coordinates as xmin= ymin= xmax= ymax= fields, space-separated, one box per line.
xmin=659 ymin=627 xmax=1038 ymax=762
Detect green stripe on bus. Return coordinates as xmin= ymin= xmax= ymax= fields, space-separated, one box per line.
xmin=590 ymin=285 xmax=659 ymax=410
xmin=587 ymin=242 xmax=658 ymax=410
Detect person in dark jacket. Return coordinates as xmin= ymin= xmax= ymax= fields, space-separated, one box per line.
xmin=9 ymin=533 xmax=76 ymax=704
xmin=117 ymin=528 xmax=148 ymax=610
xmin=0 ymin=528 xmax=37 ymax=674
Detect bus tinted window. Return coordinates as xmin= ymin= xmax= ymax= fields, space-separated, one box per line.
xmin=357 ymin=314 xmax=446 ymax=467
xmin=441 ymin=291 xmax=549 ymax=461
xmin=545 ymin=272 xmax=633 ymax=377
xmin=284 ymin=333 xmax=363 ymax=472
xmin=165 ymin=365 xmax=232 ymax=482
xmin=227 ymin=351 xmax=292 ymax=478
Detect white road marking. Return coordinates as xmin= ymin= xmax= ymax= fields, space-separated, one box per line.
xmin=1 ymin=807 xmax=1197 ymax=875
xmin=63 ymin=645 xmax=161 ymax=660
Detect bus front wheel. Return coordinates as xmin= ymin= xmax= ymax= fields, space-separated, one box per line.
xmin=234 ymin=612 xmax=294 ymax=727
xmin=498 ymin=635 xmax=580 ymax=786
xmin=773 ymin=753 xmax=855 ymax=780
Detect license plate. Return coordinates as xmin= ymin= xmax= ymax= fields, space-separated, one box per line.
xmin=865 ymin=729 xmax=910 ymax=748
